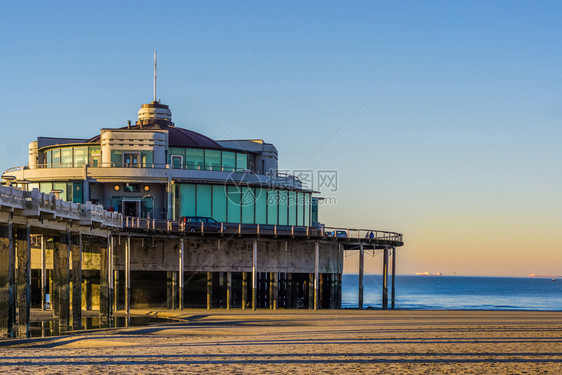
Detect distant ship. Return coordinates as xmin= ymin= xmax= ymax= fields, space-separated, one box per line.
xmin=415 ymin=272 xmax=442 ymax=276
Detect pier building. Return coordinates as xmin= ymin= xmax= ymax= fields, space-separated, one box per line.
xmin=1 ymin=97 xmax=403 ymax=338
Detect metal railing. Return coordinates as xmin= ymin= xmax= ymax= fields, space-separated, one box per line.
xmin=121 ymin=216 xmax=403 ymax=244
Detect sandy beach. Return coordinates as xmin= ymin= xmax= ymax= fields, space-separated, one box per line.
xmin=1 ymin=309 xmax=561 ymax=374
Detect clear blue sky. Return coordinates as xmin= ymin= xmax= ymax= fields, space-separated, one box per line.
xmin=1 ymin=1 xmax=561 ymax=276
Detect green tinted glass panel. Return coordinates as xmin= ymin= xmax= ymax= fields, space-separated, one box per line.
xmin=186 ymin=149 xmax=204 ymax=170
xmin=288 ymin=191 xmax=297 ymax=225
xmin=296 ymin=192 xmax=304 ymax=226
xmin=205 ymin=150 xmax=221 ymax=171
xmin=110 ymin=197 xmax=123 ymax=213
xmin=311 ymin=197 xmax=319 ymax=226
xmin=141 ymin=197 xmax=153 ymax=218
xmin=52 ymin=149 xmax=60 ymax=167
xmin=53 ymin=182 xmax=67 ymax=201
xmin=61 ymin=148 xmax=72 ymax=167
xmin=196 ymin=185 xmax=212 ymax=217
xmin=255 ymin=188 xmax=267 ymax=224
xmin=39 ymin=182 xmax=52 ymax=194
xmin=179 ymin=184 xmax=196 ymax=217
xmin=304 ymin=193 xmax=311 ymax=226
xmin=110 ymin=150 xmax=122 ymax=167
xmin=241 ymin=187 xmax=255 ymax=224
xmin=236 ymin=153 xmax=247 ymax=171
xmin=222 ymin=151 xmax=235 ymax=172
xmin=73 ymin=147 xmax=87 ymax=167
xmin=171 ymin=155 xmax=183 ymax=169
xmin=169 ymin=147 xmax=184 ymax=163
xmin=278 ymin=190 xmax=288 ymax=226
xmin=45 ymin=150 xmax=52 ymax=167
xmin=267 ymin=190 xmax=278 ymax=225
xmin=141 ymin=151 xmax=153 ymax=167
xmin=212 ymin=185 xmax=227 ymax=222
xmin=227 ymin=186 xmax=241 ymax=223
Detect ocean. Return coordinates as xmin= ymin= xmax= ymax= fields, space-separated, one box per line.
xmin=342 ymin=275 xmax=562 ymax=310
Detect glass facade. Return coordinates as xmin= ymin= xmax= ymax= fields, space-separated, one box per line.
xmin=37 ymin=181 xmax=83 ymax=203
xmin=174 ymin=183 xmax=311 ymax=226
xmin=42 ymin=145 xmax=250 ymax=171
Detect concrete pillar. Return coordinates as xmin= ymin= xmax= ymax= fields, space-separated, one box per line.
xmin=125 ymin=236 xmax=131 ymax=315
xmin=171 ymin=272 xmax=177 ymax=309
xmin=99 ymin=237 xmax=110 ymax=327
xmin=179 ymin=238 xmax=184 ymax=310
xmin=286 ymin=273 xmax=293 ymax=309
xmin=108 ymin=236 xmax=114 ymax=316
xmin=54 ymin=232 xmax=70 ymax=331
xmin=241 ymin=272 xmax=247 ymax=310
xmin=319 ymin=274 xmax=324 ymax=309
xmin=206 ymin=272 xmax=212 ymax=310
xmin=358 ymin=243 xmax=364 ymax=309
xmin=71 ymin=234 xmax=82 ymax=330
xmin=16 ymin=225 xmax=31 ymax=338
xmin=382 ymin=246 xmax=389 ymax=310
xmin=308 ymin=273 xmax=314 ymax=309
xmin=273 ymin=272 xmax=278 ymax=310
xmin=252 ymin=240 xmax=257 ymax=311
xmin=329 ymin=273 xmax=337 ymax=309
xmin=0 ymin=222 xmax=15 ymax=338
xmin=268 ymin=272 xmax=273 ymax=310
xmin=40 ymin=235 xmax=46 ymax=311
xmin=337 ymin=273 xmax=342 ymax=308
xmin=166 ymin=271 xmax=173 ymax=309
xmin=113 ymin=269 xmax=119 ymax=311
xmin=314 ymin=241 xmax=319 ymax=311
xmin=391 ymin=247 xmax=396 ymax=310
xmin=226 ymin=271 xmax=232 ymax=310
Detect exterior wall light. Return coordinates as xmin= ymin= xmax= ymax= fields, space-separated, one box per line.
xmin=114 ymin=184 xmax=121 ymax=191
xmin=143 ymin=185 xmax=150 ymax=192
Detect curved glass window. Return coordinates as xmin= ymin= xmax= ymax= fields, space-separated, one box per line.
xmin=278 ymin=191 xmax=288 ymax=226
xmin=227 ymin=186 xmax=241 ymax=223
xmin=255 ymin=188 xmax=267 ymax=224
xmin=288 ymin=191 xmax=297 ymax=225
xmin=196 ymin=185 xmax=212 ymax=217
xmin=212 ymin=185 xmax=227 ymax=222
xmin=267 ymin=190 xmax=278 ymax=225
xmin=236 ymin=153 xmax=248 ymax=171
xmin=186 ymin=149 xmax=204 ymax=170
xmin=205 ymin=150 xmax=221 ymax=171
xmin=222 ymin=151 xmax=236 ymax=172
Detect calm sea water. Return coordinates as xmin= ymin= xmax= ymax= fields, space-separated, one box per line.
xmin=342 ymin=275 xmax=562 ymax=311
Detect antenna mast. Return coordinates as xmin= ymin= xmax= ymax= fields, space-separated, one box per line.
xmin=153 ymin=51 xmax=157 ymax=102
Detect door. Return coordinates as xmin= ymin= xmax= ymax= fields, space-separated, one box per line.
xmin=122 ymin=200 xmax=140 ymax=217
xmin=123 ymin=153 xmax=140 ymax=167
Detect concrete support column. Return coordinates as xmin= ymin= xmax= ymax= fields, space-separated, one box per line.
xmin=337 ymin=273 xmax=342 ymax=308
xmin=319 ymin=274 xmax=324 ymax=309
xmin=40 ymin=235 xmax=47 ymax=311
xmin=99 ymin=237 xmax=111 ymax=327
xmin=16 ymin=225 xmax=31 ymax=338
xmin=273 ymin=272 xmax=278 ymax=310
xmin=108 ymin=236 xmax=114 ymax=315
xmin=54 ymin=232 xmax=70 ymax=331
xmin=308 ymin=273 xmax=314 ymax=310
xmin=71 ymin=234 xmax=82 ymax=330
xmin=113 ymin=269 xmax=119 ymax=311
xmin=0 ymin=222 xmax=15 ymax=338
xmin=268 ymin=272 xmax=273 ymax=310
xmin=382 ymin=246 xmax=389 ymax=310
xmin=226 ymin=271 xmax=232 ymax=310
xmin=358 ymin=243 xmax=364 ymax=309
xmin=166 ymin=272 xmax=173 ymax=309
xmin=241 ymin=272 xmax=247 ymax=310
xmin=391 ymin=247 xmax=396 ymax=310
xmin=286 ymin=273 xmax=293 ymax=309
xmin=179 ymin=238 xmax=184 ymax=310
xmin=252 ymin=240 xmax=257 ymax=311
xmin=314 ymin=241 xmax=319 ymax=311
xmin=206 ymin=272 xmax=212 ymax=310
xmin=125 ymin=236 xmax=131 ymax=315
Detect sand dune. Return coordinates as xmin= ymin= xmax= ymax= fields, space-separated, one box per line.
xmin=1 ymin=309 xmax=561 ymax=374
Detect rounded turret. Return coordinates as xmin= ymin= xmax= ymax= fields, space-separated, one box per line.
xmin=136 ymin=101 xmax=174 ymax=128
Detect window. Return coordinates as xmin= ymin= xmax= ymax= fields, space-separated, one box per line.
xmin=73 ymin=147 xmax=87 ymax=167
xmin=255 ymin=188 xmax=267 ymax=224
xmin=278 ymin=190 xmax=288 ymax=225
xmin=124 ymin=183 xmax=140 ymax=192
xmin=196 ymin=185 xmax=212 ymax=217
xmin=241 ymin=187 xmax=255 ymax=224
xmin=61 ymin=148 xmax=72 ymax=167
xmin=171 ymin=155 xmax=183 ymax=169
xmin=222 ymin=151 xmax=236 ymax=172
xmin=205 ymin=150 xmax=221 ymax=171
xmin=52 ymin=149 xmax=60 ymax=167
xmin=45 ymin=150 xmax=52 ymax=167
xmin=297 ymin=192 xmax=304 ymax=226
xmin=123 ymin=152 xmax=140 ymax=167
xmin=227 ymin=186 xmax=241 ymax=223
xmin=186 ymin=149 xmax=204 ymax=170
xmin=236 ymin=153 xmax=247 ymax=171
xmin=179 ymin=184 xmax=196 ymax=217
xmin=141 ymin=151 xmax=153 ymax=167
xmin=267 ymin=190 xmax=278 ymax=225
xmin=212 ymin=185 xmax=227 ymax=222
xmin=288 ymin=191 xmax=297 ymax=225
